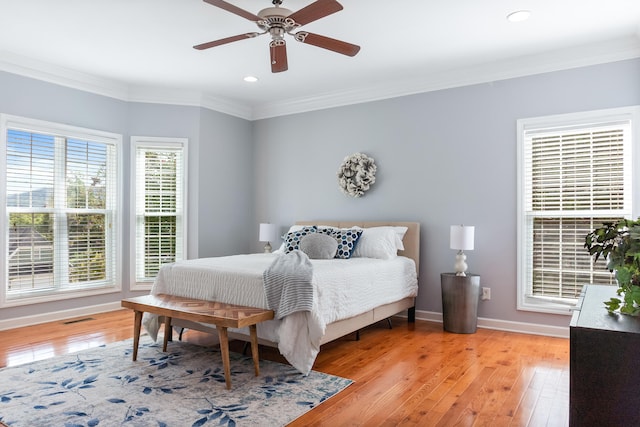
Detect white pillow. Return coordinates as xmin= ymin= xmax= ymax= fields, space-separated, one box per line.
xmin=392 ymin=226 xmax=408 ymax=250
xmin=352 ymin=226 xmax=408 ymax=259
xmin=276 ymin=224 xmax=409 ymax=257
xmin=275 ymin=224 xmax=339 ymax=253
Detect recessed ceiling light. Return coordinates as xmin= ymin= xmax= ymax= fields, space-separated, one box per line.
xmin=507 ymin=10 xmax=531 ymax=22
xmin=243 ymin=76 xmax=259 ymax=83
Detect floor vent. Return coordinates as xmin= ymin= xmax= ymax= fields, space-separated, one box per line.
xmin=63 ymin=317 xmax=95 ymax=325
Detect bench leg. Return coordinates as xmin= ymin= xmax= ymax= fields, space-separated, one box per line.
xmin=249 ymin=324 xmax=260 ymax=376
xmin=133 ymin=310 xmax=143 ymax=361
xmin=217 ymin=326 xmax=231 ymax=389
xmin=166 ymin=319 xmax=173 ymax=342
xmin=162 ymin=316 xmax=172 ymax=352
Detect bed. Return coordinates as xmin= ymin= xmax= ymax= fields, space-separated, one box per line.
xmin=142 ymin=221 xmax=420 ymax=374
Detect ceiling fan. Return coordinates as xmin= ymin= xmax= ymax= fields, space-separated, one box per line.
xmin=194 ymin=0 xmax=361 ymax=73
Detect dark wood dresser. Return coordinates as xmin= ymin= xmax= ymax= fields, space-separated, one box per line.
xmin=569 ymin=284 xmax=640 ymax=426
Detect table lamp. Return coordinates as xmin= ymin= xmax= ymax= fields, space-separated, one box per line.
xmin=259 ymin=223 xmax=278 ymax=253
xmin=450 ymin=225 xmax=475 ymax=276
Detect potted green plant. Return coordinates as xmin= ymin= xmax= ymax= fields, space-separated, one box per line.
xmin=584 ymin=218 xmax=640 ymax=315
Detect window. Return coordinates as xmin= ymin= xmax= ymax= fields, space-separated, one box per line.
xmin=131 ymin=137 xmax=187 ymax=290
xmin=1 ymin=115 xmax=122 ymax=306
xmin=517 ymin=107 xmax=639 ymax=314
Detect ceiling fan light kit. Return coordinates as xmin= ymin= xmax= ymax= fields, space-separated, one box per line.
xmin=195 ymin=0 xmax=360 ymax=73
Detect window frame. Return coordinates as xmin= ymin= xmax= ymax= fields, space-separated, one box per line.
xmin=516 ymin=106 xmax=640 ymax=315
xmin=0 ymin=114 xmax=123 ymax=308
xmin=130 ymin=136 xmax=188 ymax=291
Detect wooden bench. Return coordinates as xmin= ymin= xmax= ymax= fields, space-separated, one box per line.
xmin=121 ymin=294 xmax=274 ymax=389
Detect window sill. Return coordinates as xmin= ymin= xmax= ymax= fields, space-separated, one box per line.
xmin=2 ymin=285 xmax=121 ymax=308
xmin=517 ymin=297 xmax=576 ymax=316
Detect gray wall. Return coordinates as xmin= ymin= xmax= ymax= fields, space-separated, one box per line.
xmin=1 ymin=58 xmax=639 ymax=328
xmin=197 ymin=107 xmax=254 ymax=257
xmin=0 ymin=72 xmax=253 ymax=322
xmin=252 ymin=58 xmax=640 ymax=328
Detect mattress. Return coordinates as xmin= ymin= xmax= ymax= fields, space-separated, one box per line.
xmin=142 ymin=252 xmax=418 ymax=373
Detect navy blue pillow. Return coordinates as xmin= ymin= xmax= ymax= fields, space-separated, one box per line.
xmin=318 ymin=227 xmax=363 ymax=259
xmin=283 ymin=226 xmax=318 ymax=253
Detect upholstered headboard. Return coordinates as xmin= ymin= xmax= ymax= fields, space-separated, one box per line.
xmin=295 ymin=221 xmax=420 ymax=276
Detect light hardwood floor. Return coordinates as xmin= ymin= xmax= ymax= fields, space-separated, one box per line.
xmin=0 ymin=310 xmax=570 ymax=426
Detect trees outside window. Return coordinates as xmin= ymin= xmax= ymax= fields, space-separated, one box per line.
xmin=1 ymin=115 xmax=121 ymax=306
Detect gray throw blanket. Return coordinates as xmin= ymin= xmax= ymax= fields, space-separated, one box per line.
xmin=263 ymin=250 xmax=314 ymax=319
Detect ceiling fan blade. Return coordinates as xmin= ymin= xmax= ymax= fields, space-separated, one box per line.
xmin=288 ymin=0 xmax=343 ymax=26
xmin=203 ymin=0 xmax=261 ymax=21
xmin=270 ymin=42 xmax=288 ymax=73
xmin=193 ymin=32 xmax=261 ymax=50
xmin=294 ymin=32 xmax=360 ymax=56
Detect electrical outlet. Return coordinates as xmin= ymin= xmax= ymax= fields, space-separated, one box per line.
xmin=482 ymin=287 xmax=491 ymax=300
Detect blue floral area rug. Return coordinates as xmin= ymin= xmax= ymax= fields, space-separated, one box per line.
xmin=0 ymin=337 xmax=352 ymax=426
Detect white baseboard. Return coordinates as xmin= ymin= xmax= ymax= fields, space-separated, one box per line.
xmin=0 ymin=301 xmax=123 ymax=331
xmin=1 ymin=304 xmax=570 ymax=339
xmin=411 ymin=309 xmax=569 ymax=339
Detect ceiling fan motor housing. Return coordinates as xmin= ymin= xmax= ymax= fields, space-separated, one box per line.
xmin=257 ymin=6 xmax=292 ymax=18
xmin=257 ymin=6 xmax=298 ymax=34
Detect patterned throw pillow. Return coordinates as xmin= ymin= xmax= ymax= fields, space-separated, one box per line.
xmin=318 ymin=227 xmax=363 ymax=259
xmin=283 ymin=226 xmax=318 ymax=253
xmin=299 ymin=233 xmax=339 ymax=259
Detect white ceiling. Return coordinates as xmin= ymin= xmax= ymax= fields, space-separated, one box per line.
xmin=1 ymin=0 xmax=639 ymax=120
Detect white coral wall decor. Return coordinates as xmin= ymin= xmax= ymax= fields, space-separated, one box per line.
xmin=337 ymin=152 xmax=377 ymax=198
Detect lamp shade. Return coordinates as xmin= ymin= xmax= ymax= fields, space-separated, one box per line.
xmin=450 ymin=225 xmax=475 ymax=251
xmin=259 ymin=223 xmax=278 ymax=242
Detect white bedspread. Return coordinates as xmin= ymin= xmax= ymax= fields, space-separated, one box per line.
xmin=142 ymin=253 xmax=418 ymax=374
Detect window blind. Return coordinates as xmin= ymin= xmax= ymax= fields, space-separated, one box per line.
xmin=134 ymin=143 xmax=185 ymax=283
xmin=523 ymin=121 xmax=631 ymax=301
xmin=5 ymin=126 xmax=119 ymax=299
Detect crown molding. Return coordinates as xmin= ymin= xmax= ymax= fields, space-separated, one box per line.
xmin=0 ymin=50 xmax=252 ymax=120
xmin=2 ymin=35 xmax=639 ymax=122
xmin=200 ymin=93 xmax=253 ymax=120
xmin=250 ymin=35 xmax=640 ymax=120
xmin=127 ymin=86 xmax=252 ymax=120
xmin=0 ymin=50 xmax=130 ymax=101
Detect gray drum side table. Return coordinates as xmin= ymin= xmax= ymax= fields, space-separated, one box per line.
xmin=440 ymin=273 xmax=480 ymax=333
